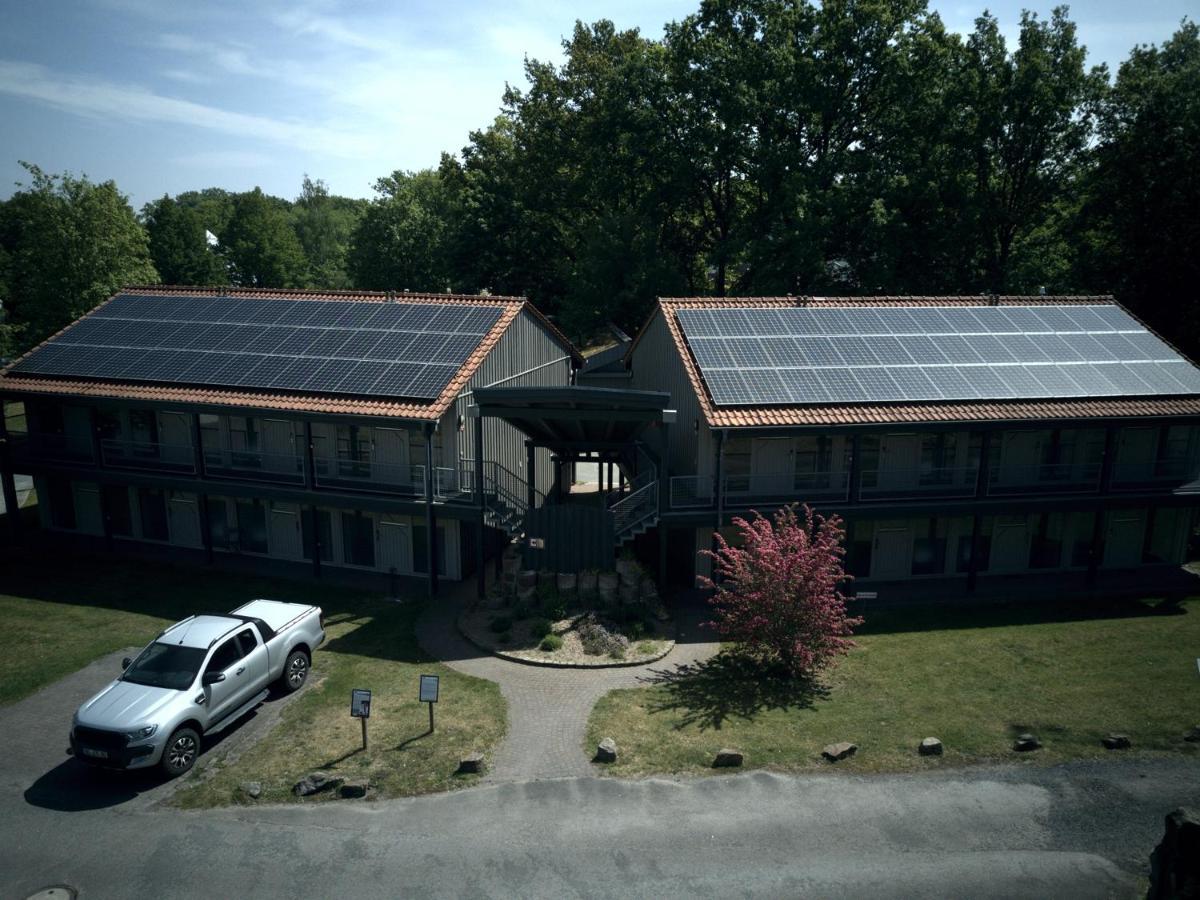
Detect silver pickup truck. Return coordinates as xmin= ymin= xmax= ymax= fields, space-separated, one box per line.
xmin=70 ymin=599 xmax=326 ymax=778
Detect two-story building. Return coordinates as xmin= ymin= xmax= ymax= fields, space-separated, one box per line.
xmin=0 ymin=287 xmax=580 ymax=594
xmin=621 ymin=295 xmax=1200 ymax=593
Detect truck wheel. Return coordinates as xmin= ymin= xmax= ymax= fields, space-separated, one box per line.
xmin=161 ymin=727 xmax=201 ymax=778
xmin=279 ymin=649 xmax=310 ymax=694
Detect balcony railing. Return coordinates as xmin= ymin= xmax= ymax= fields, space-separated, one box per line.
xmin=100 ymin=438 xmax=195 ymax=473
xmin=5 ymin=430 xmax=94 ymax=465
xmin=202 ymin=446 xmax=305 ymax=485
xmin=313 ymin=453 xmax=425 ymax=495
xmin=859 ymin=465 xmax=979 ymax=500
xmin=986 ymin=461 xmax=1101 ymax=495
xmin=1111 ymin=458 xmax=1200 ymax=493
xmin=668 ymin=470 xmax=850 ymax=509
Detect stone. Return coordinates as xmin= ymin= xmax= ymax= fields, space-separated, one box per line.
xmin=1102 ymin=733 xmax=1132 ymax=750
xmin=239 ymin=781 xmax=262 ymax=799
xmin=578 ymin=570 xmax=599 ymax=598
xmin=1184 ymin=725 xmax=1200 ymax=743
xmin=713 ymin=748 xmax=744 ymax=768
xmin=556 ymin=572 xmax=577 ymax=595
xmin=457 ymin=753 xmax=485 ymax=775
xmin=517 ymin=570 xmax=538 ymax=589
xmin=339 ymin=778 xmax=369 ymax=799
xmin=918 ymin=737 xmax=943 ymax=756
xmin=1148 ymin=807 xmax=1200 ymax=899
xmin=595 ymin=737 xmax=618 ymax=763
xmin=293 ymin=772 xmax=343 ymax=797
xmin=822 ymin=742 xmax=858 ymax=762
xmin=1012 ymin=733 xmax=1041 ymax=752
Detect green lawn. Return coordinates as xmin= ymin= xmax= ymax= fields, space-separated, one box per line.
xmin=587 ymin=597 xmax=1200 ymax=776
xmin=0 ymin=546 xmax=507 ymax=803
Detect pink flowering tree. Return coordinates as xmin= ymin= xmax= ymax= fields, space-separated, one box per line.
xmin=701 ymin=504 xmax=861 ymax=677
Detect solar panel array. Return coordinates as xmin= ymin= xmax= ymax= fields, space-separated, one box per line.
xmin=675 ymin=305 xmax=1200 ymax=407
xmin=9 ymin=294 xmax=504 ymax=400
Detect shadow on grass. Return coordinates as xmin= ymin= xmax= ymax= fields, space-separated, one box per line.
xmin=641 ymin=651 xmax=828 ymax=731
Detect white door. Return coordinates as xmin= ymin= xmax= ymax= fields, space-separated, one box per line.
xmin=373 ymin=428 xmax=411 ymax=488
xmin=1103 ymin=511 xmax=1146 ymax=569
xmin=872 ymin=525 xmax=913 ymax=579
xmin=73 ymin=483 xmax=104 ymax=535
xmin=167 ymin=494 xmax=202 ymax=548
xmin=158 ymin=412 xmax=193 ymax=467
xmin=269 ymin=505 xmax=303 ymax=560
xmin=262 ymin=419 xmax=297 ymax=474
xmin=378 ymin=520 xmax=411 ymax=574
xmin=991 ymin=516 xmax=1031 ymax=572
xmin=877 ymin=435 xmax=919 ymax=489
xmin=752 ymin=438 xmax=792 ymax=495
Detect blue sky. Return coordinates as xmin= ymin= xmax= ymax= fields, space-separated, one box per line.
xmin=0 ymin=0 xmax=1192 ymax=210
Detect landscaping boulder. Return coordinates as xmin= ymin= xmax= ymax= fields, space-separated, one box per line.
xmin=822 ymin=742 xmax=858 ymax=762
xmin=457 ymin=752 xmax=485 ymax=775
xmin=1148 ymin=807 xmax=1200 ymax=899
xmin=339 ymin=778 xmax=369 ymax=799
xmin=1185 ymin=725 xmax=1200 ymax=743
xmin=595 ymin=738 xmax=618 ymax=763
xmin=578 ymin=570 xmax=599 ymax=599
xmin=293 ymin=772 xmax=343 ymax=797
xmin=616 ymin=556 xmax=640 ymax=583
xmin=556 ymin=572 xmax=577 ymax=598
xmin=619 ymin=580 xmax=639 ymax=603
xmin=517 ymin=570 xmax=538 ymax=589
xmin=1012 ymin=733 xmax=1041 ymax=752
xmin=598 ymin=571 xmax=619 ymax=603
xmin=713 ymin=748 xmax=744 ymax=768
xmin=239 ymin=781 xmax=262 ymax=800
xmin=1102 ymin=733 xmax=1132 ymax=750
xmin=918 ymin=737 xmax=944 ymax=756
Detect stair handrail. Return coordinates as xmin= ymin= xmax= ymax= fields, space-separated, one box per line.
xmin=611 ymin=478 xmax=659 ymax=537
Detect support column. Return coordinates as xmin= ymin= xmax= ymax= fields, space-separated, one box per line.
xmin=0 ymin=412 xmax=21 ymax=539
xmin=714 ymin=430 xmax=724 ymax=533
xmin=974 ymin=431 xmax=991 ymax=498
xmin=473 ymin=409 xmax=486 ymax=599
xmin=308 ymin=504 xmax=320 ymax=578
xmin=658 ymin=416 xmax=672 ymax=589
xmin=966 ymin=513 xmax=982 ymax=593
xmin=525 ymin=441 xmax=536 ymax=511
xmin=1086 ymin=427 xmax=1118 ymax=589
xmin=424 ymin=425 xmax=438 ymax=598
xmin=199 ymin=493 xmax=215 ymax=565
xmin=191 ymin=413 xmax=206 ymax=477
xmin=847 ymin=432 xmax=861 ymax=504
xmin=89 ymin=407 xmax=105 ymax=469
xmin=302 ymin=421 xmax=316 ymax=491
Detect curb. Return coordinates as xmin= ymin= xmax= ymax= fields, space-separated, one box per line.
xmin=455 ymin=616 xmax=676 ymax=669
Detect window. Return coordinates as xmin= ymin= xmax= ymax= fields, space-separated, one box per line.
xmin=47 ymin=478 xmax=76 ymax=529
xmin=103 ymin=485 xmax=133 ymax=536
xmin=956 ymin=517 xmax=992 ymax=573
xmin=848 ymin=520 xmax=873 ymax=579
xmin=911 ymin=518 xmax=947 ymax=576
xmin=208 ymin=500 xmax=232 ymax=550
xmin=234 ymin=628 xmax=259 ymax=656
xmin=138 ymin=488 xmax=169 ymax=540
xmin=236 ymin=500 xmax=268 ymax=553
xmin=1028 ymin=513 xmax=1064 ymax=569
xmin=412 ymin=523 xmax=447 ymax=575
xmin=341 ymin=512 xmax=376 ymax=568
xmin=95 ymin=410 xmax=122 ymax=441
xmin=205 ymin=636 xmax=245 ymax=676
xmin=722 ymin=437 xmax=751 ymax=493
xmin=129 ymin=409 xmax=159 ymax=457
xmin=1069 ymin=512 xmax=1095 ymax=567
xmin=794 ymin=436 xmax=833 ymax=489
xmin=302 ymin=508 xmax=334 ymax=562
xmin=919 ymin=434 xmax=958 ymax=484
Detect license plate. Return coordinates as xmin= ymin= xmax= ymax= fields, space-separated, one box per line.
xmin=82 ymin=747 xmax=109 ymax=759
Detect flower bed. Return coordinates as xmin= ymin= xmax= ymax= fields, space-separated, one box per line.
xmin=459 ymin=607 xmax=675 ymax=667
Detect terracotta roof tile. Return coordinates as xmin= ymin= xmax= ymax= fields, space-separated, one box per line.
xmin=0 ymin=285 xmax=580 ymax=420
xmin=647 ymin=294 xmax=1200 ymax=428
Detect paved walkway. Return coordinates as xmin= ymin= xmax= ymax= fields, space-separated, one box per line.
xmin=415 ymin=580 xmax=720 ymax=782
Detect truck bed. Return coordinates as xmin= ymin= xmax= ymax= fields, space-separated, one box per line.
xmin=231 ymin=599 xmax=318 ymax=635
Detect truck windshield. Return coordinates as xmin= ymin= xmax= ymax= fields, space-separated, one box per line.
xmin=122 ymin=642 xmax=207 ymax=691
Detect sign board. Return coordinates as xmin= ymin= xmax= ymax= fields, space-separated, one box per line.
xmin=528 ymin=537 xmax=545 ymax=550
xmin=855 ymin=592 xmax=878 ymax=601
xmin=350 ymin=688 xmax=372 ymax=718
xmin=419 ymin=674 xmax=440 ymax=704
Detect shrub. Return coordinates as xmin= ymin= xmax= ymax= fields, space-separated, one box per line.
xmin=626 ymin=621 xmax=646 ymax=640
xmin=636 ymin=640 xmax=657 ymax=655
xmin=541 ymin=600 xmax=567 ymax=621
xmin=512 ymin=601 xmax=533 ymax=620
xmin=608 ymin=647 xmax=626 ymax=660
xmin=498 ymin=631 xmax=512 ymax=644
xmin=529 ymin=618 xmax=552 ymax=638
xmin=489 ymin=615 xmax=513 ymax=634
xmin=539 ymin=634 xmax=563 ymax=652
xmin=577 ymin=613 xmax=630 ymax=656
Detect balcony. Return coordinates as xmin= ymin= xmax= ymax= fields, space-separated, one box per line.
xmin=669 ymin=470 xmax=850 ymax=509
xmin=100 ymin=438 xmax=195 ymax=474
xmin=986 ymin=461 xmax=1101 ymax=496
xmin=859 ymin=465 xmax=979 ymax=501
xmin=1111 ymin=458 xmax=1200 ymax=493
xmin=202 ymin=447 xmax=305 ymax=485
xmin=6 ymin=430 xmax=94 ymax=465
xmin=314 ymin=450 xmax=424 ymax=496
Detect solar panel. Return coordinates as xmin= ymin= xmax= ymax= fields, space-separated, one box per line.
xmin=676 ymin=304 xmax=1200 ymax=407
xmin=8 ymin=293 xmax=504 ymax=401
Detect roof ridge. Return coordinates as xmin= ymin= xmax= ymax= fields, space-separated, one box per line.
xmin=122 ymin=284 xmax=527 ymax=304
xmin=658 ymin=294 xmax=1116 ymax=307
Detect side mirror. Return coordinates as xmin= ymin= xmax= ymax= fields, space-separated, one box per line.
xmin=202 ymin=671 xmax=226 ymax=686
xmin=121 ymin=657 xmax=132 ymax=670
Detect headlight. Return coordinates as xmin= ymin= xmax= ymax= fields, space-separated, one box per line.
xmin=125 ymin=724 xmax=158 ymax=741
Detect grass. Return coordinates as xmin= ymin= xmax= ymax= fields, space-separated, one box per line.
xmin=0 ymin=546 xmax=506 ymax=804
xmin=587 ymin=596 xmax=1200 ymax=776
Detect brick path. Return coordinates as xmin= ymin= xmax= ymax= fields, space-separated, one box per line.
xmin=415 ymin=580 xmax=719 ymax=782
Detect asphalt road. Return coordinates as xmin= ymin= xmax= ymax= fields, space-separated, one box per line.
xmin=3 ymin=652 xmax=1197 ymax=898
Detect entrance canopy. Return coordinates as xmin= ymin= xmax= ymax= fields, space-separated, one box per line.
xmin=472 ymin=386 xmax=672 ymax=453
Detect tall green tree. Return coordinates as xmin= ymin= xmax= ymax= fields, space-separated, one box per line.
xmin=0 ymin=163 xmax=158 ymax=350
xmin=348 ymin=169 xmax=454 ymax=293
xmin=142 ymin=195 xmax=228 ymax=285
xmin=220 ymin=188 xmax=309 ymax=288
xmin=292 ymin=176 xmax=366 ymax=290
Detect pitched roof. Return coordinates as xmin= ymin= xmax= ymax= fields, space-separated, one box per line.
xmin=0 ymin=285 xmax=582 ymax=421
xmin=638 ymin=295 xmax=1200 ymax=428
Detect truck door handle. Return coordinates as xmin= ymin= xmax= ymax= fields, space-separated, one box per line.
xmin=236 ymin=666 xmax=245 ymax=675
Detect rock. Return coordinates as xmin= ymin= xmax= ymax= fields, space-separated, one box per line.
xmin=712 ymin=748 xmax=744 ymax=768
xmin=578 ymin=570 xmax=599 ymax=598
xmin=517 ymin=570 xmax=538 ymax=589
xmin=457 ymin=752 xmax=485 ymax=775
xmin=616 ymin=556 xmax=640 ymax=582
xmin=339 ymin=778 xmax=369 ymax=799
xmin=293 ymin=772 xmax=343 ymax=797
xmin=1012 ymin=733 xmax=1041 ymax=752
xmin=822 ymin=742 xmax=858 ymax=762
xmin=1148 ymin=807 xmax=1200 ymax=899
xmin=595 ymin=737 xmax=618 ymax=763
xmin=1102 ymin=733 xmax=1132 ymax=750
xmin=239 ymin=781 xmax=262 ymax=799
xmin=1184 ymin=725 xmax=1200 ymax=743
xmin=556 ymin=572 xmax=577 ymax=596
xmin=918 ymin=737 xmax=943 ymax=756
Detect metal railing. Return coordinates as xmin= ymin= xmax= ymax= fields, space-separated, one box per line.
xmin=612 ymin=479 xmax=658 ymax=538
xmin=100 ymin=438 xmax=195 ymax=473
xmin=859 ymin=465 xmax=978 ymax=500
xmin=668 ymin=469 xmax=849 ymax=508
xmin=202 ymin=446 xmax=305 ymax=485
xmin=986 ymin=461 xmax=1101 ymax=495
xmin=670 ymin=475 xmax=713 ymax=508
xmin=313 ymin=454 xmax=425 ymax=494
xmin=5 ymin=430 xmax=94 ymax=464
xmin=1110 ymin=457 xmax=1200 ymax=492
